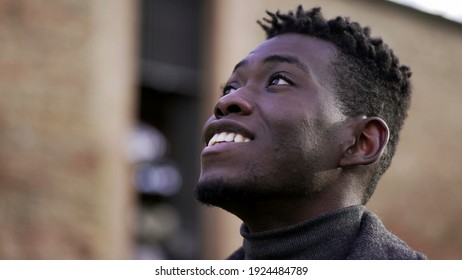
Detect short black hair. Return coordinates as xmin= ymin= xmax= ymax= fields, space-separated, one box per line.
xmin=258 ymin=6 xmax=412 ymax=203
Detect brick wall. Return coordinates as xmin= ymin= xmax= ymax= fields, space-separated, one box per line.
xmin=0 ymin=0 xmax=136 ymax=259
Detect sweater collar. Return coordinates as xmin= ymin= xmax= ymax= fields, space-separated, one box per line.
xmin=240 ymin=205 xmax=365 ymax=259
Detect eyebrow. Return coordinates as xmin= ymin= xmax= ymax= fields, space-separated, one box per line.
xmin=232 ymin=54 xmax=310 ymax=74
xmin=232 ymin=59 xmax=248 ymax=73
xmin=263 ymin=55 xmax=310 ymax=74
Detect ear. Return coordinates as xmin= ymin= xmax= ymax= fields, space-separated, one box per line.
xmin=338 ymin=117 xmax=389 ymax=167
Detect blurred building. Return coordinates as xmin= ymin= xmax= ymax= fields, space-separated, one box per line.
xmin=0 ymin=0 xmax=136 ymax=259
xmin=134 ymin=0 xmax=202 ymax=259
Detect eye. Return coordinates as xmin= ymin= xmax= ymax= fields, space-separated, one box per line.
xmin=222 ymin=85 xmax=237 ymax=96
xmin=268 ymin=73 xmax=293 ymax=87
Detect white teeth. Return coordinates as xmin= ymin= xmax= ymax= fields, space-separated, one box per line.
xmin=225 ymin=133 xmax=235 ymax=142
xmin=216 ymin=132 xmax=227 ymax=142
xmin=234 ymin=134 xmax=244 ymax=143
xmin=207 ymin=132 xmax=251 ymax=146
xmin=207 ymin=134 xmax=218 ymax=147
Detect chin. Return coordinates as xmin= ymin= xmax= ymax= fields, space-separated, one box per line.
xmin=194 ymin=176 xmax=260 ymax=209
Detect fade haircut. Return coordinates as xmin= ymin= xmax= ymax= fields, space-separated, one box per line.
xmin=258 ymin=6 xmax=412 ymax=203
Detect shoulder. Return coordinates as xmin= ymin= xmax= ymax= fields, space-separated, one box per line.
xmin=227 ymin=246 xmax=245 ymax=260
xmin=348 ymin=211 xmax=427 ymax=260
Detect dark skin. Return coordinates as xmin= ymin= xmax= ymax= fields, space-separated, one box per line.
xmin=196 ymin=34 xmax=389 ymax=233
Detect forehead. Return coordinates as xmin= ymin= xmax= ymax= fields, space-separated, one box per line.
xmin=239 ymin=33 xmax=338 ymax=77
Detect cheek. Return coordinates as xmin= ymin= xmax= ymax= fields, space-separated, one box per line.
xmin=267 ymin=119 xmax=313 ymax=167
xmin=258 ymin=95 xmax=340 ymax=166
xmin=270 ymin=107 xmax=319 ymax=148
xmin=269 ymin=111 xmax=338 ymax=171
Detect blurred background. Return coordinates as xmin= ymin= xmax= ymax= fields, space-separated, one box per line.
xmin=0 ymin=0 xmax=461 ymax=259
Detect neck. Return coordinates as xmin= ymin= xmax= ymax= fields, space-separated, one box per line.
xmin=227 ymin=184 xmax=362 ymax=233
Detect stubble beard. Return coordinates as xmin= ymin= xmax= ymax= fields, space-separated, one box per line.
xmin=195 ymin=141 xmax=324 ymax=211
xmin=195 ymin=176 xmax=261 ymax=209
xmin=194 ymin=171 xmax=316 ymax=212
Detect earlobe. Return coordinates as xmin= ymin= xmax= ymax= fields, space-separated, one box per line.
xmin=338 ymin=117 xmax=389 ymax=168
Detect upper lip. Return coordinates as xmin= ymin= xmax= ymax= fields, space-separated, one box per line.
xmin=204 ymin=119 xmax=255 ymax=146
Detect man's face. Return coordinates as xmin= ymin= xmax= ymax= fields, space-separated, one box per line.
xmin=196 ymin=34 xmax=347 ymax=208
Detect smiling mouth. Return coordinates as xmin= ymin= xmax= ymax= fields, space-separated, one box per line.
xmin=207 ymin=132 xmax=251 ymax=147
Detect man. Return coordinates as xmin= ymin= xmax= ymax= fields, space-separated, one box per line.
xmin=195 ymin=6 xmax=426 ymax=260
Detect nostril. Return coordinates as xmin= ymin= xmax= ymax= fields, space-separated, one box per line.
xmin=214 ymin=96 xmax=251 ymax=118
xmin=227 ymin=104 xmax=241 ymax=113
xmin=215 ymin=107 xmax=224 ymax=118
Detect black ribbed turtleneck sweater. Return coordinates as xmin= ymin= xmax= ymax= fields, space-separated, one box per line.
xmin=227 ymin=205 xmax=426 ymax=260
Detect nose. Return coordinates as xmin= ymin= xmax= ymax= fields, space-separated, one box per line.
xmin=214 ymin=90 xmax=253 ymax=119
